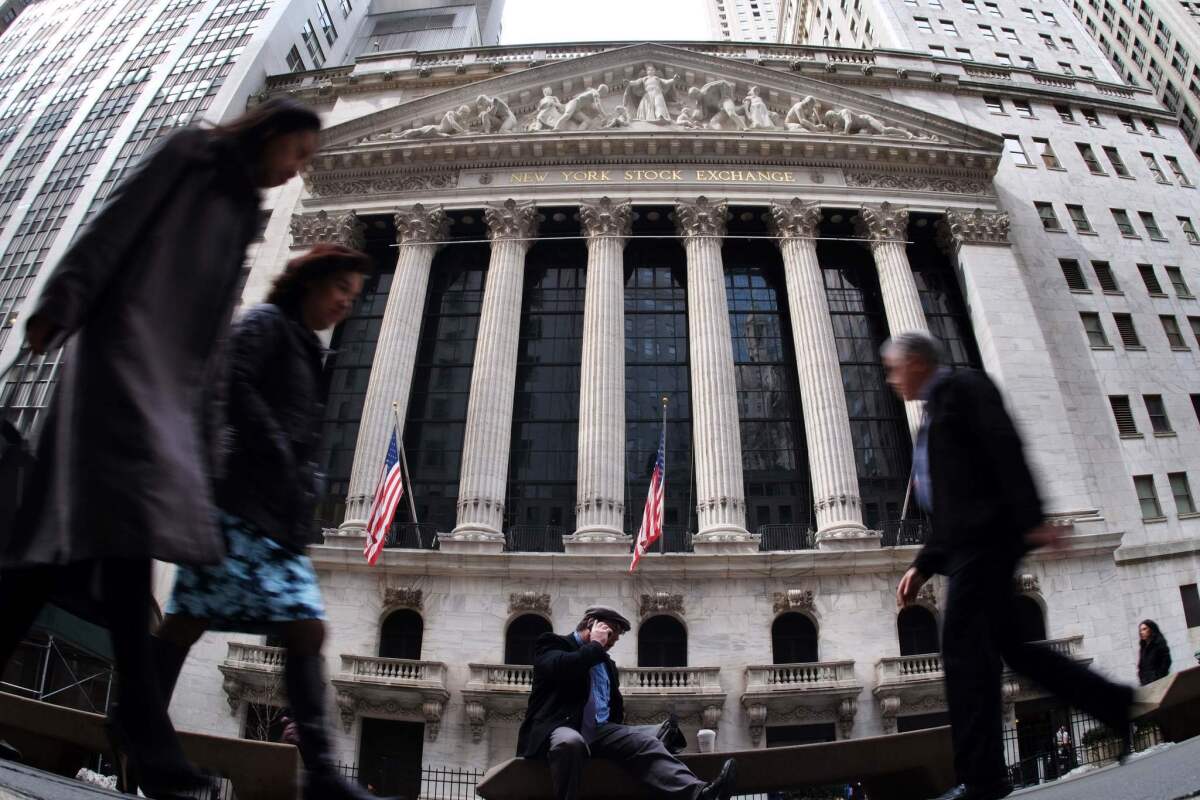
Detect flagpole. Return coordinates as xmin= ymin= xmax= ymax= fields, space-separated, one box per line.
xmin=392 ymin=402 xmax=420 ymax=526
xmin=659 ymin=395 xmax=668 ymax=555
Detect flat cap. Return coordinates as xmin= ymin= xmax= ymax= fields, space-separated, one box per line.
xmin=584 ymin=606 xmax=632 ymax=633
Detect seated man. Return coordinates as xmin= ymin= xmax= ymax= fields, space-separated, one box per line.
xmin=517 ymin=606 xmax=737 ymax=800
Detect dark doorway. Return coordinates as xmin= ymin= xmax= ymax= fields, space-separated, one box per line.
xmin=1014 ymin=596 xmax=1046 ymax=643
xmin=897 ymin=712 xmax=950 ymax=732
xmin=504 ymin=614 xmax=552 ymax=665
xmin=765 ymin=722 xmax=836 ymax=746
xmin=638 ymin=615 xmax=687 ymax=667
xmin=772 ymin=613 xmax=818 ymax=664
xmin=379 ymin=609 xmax=423 ymax=660
xmin=359 ymin=717 xmax=424 ymax=799
xmin=897 ymin=606 xmax=940 ymax=656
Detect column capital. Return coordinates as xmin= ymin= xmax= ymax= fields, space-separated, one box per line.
xmin=940 ymin=207 xmax=1011 ymax=247
xmin=579 ymin=196 xmax=632 ymax=240
xmin=769 ymin=198 xmax=822 ymax=241
xmin=855 ymin=202 xmax=909 ymax=244
xmin=289 ymin=209 xmax=367 ymax=250
xmin=675 ymin=196 xmax=727 ymax=240
xmin=394 ymin=203 xmax=450 ymax=245
xmin=484 ymin=199 xmax=538 ymax=243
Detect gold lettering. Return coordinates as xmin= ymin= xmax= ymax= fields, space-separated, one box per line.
xmin=783 ymin=172 xmax=795 ymax=182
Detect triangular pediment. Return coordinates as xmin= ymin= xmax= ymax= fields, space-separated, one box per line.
xmin=319 ymin=42 xmax=1000 ymax=153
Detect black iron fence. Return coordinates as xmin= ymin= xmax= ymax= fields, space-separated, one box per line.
xmin=506 ymin=524 xmax=567 ymax=553
xmin=879 ymin=519 xmax=930 ymax=547
xmin=332 ymin=763 xmax=484 ymax=800
xmin=1001 ymin=708 xmax=1162 ymax=789
xmin=758 ymin=524 xmax=816 ymax=551
xmin=385 ymin=522 xmax=440 ymax=550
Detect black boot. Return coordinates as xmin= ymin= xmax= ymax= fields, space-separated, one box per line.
xmin=285 ymin=653 xmax=394 ymax=800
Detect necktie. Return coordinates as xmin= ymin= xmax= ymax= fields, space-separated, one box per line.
xmin=580 ymin=675 xmax=597 ymax=742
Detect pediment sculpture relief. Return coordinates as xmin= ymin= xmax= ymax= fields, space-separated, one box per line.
xmin=369 ymin=63 xmax=938 ymax=143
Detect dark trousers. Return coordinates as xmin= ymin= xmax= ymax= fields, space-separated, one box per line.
xmin=547 ymin=724 xmax=705 ymax=800
xmin=0 ymin=559 xmax=180 ymax=757
xmin=942 ymin=555 xmax=1132 ymax=785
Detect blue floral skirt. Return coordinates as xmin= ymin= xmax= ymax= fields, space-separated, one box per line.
xmin=165 ymin=513 xmax=325 ymax=633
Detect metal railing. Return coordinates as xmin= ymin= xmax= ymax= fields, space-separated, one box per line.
xmin=758 ymin=523 xmax=816 ymax=551
xmin=879 ymin=519 xmax=930 ymax=547
xmin=385 ymin=522 xmax=439 ymax=550
xmin=332 ymin=763 xmax=483 ymax=800
xmin=505 ymin=524 xmax=566 ymax=552
xmin=657 ymin=525 xmax=694 ymax=553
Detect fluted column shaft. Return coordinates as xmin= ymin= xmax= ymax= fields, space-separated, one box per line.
xmin=859 ymin=203 xmax=928 ymax=436
xmin=676 ymin=198 xmax=749 ymax=539
xmin=453 ymin=201 xmax=538 ymax=538
xmin=574 ymin=199 xmax=632 ymax=539
xmin=771 ymin=200 xmax=870 ymax=544
xmin=341 ymin=206 xmax=448 ymax=529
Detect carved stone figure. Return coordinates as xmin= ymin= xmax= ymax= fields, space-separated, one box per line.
xmin=622 ymin=64 xmax=680 ymax=123
xmin=784 ymin=96 xmax=829 ymax=131
xmin=675 ymin=103 xmax=704 ymax=128
xmin=527 ymin=87 xmax=565 ymax=132
xmin=476 ymin=94 xmax=517 ymax=133
xmin=385 ymin=105 xmax=473 ymax=140
xmin=822 ymin=107 xmax=920 ymax=139
xmin=553 ymin=84 xmax=625 ymax=131
xmin=743 ymin=86 xmax=774 ymax=129
xmin=689 ymin=80 xmax=746 ymax=130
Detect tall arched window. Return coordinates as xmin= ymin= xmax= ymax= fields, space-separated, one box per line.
xmin=897 ymin=606 xmax=940 ymax=656
xmin=638 ymin=616 xmax=687 ymax=667
xmin=379 ymin=609 xmax=423 ymax=660
xmin=1014 ymin=596 xmax=1046 ymax=643
xmin=504 ymin=614 xmax=552 ymax=665
xmin=772 ymin=613 xmax=818 ymax=664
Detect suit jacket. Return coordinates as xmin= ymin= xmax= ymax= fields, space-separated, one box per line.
xmin=516 ymin=631 xmax=625 ymax=758
xmin=912 ymin=369 xmax=1043 ymax=577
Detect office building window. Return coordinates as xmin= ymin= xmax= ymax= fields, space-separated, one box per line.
xmin=915 ymin=16 xmax=933 ymax=31
xmin=1040 ymin=33 xmax=1058 ymax=50
xmin=956 ymin=47 xmax=974 ymax=59
xmin=940 ymin=18 xmax=959 ymax=34
xmin=1077 ymin=143 xmax=1105 ymax=173
xmin=1019 ymin=55 xmax=1037 ymax=69
xmin=301 ymin=19 xmax=326 ymax=68
xmin=1111 ymin=208 xmax=1137 ymax=236
xmin=1081 ymin=107 xmax=1102 ymax=126
xmin=1142 ymin=117 xmax=1161 ymax=135
xmin=1066 ymin=204 xmax=1092 ymax=232
xmin=1013 ymin=99 xmax=1035 ymax=117
xmin=1165 ymin=156 xmax=1193 ymax=186
xmin=315 ymin=0 xmax=338 ymax=45
xmin=1002 ymin=27 xmax=1020 ymax=42
xmin=986 ymin=1 xmax=1002 ymax=14
xmin=1162 ymin=314 xmax=1188 ymax=347
xmin=1059 ymin=258 xmax=1088 ymax=290
xmin=1142 ymin=152 xmax=1169 ymax=182
xmin=1062 ymin=36 xmax=1078 ymax=51
xmin=1190 ymin=316 xmax=1200 ymax=347
xmin=929 ymin=44 xmax=947 ymax=56
xmin=1081 ymin=312 xmax=1109 ymax=346
xmin=1030 ymin=138 xmax=1060 ymax=168
xmin=338 ymin=0 xmax=352 ymax=16
xmin=985 ymin=95 xmax=1006 ymax=112
xmin=1165 ymin=266 xmax=1192 ymax=298
xmin=1055 ymin=104 xmax=1074 ymax=121
xmin=1113 ymin=313 xmax=1141 ymax=347
xmin=1134 ymin=475 xmax=1163 ymax=519
xmin=1181 ymin=584 xmax=1200 ymax=628
xmin=1169 ymin=472 xmax=1195 ymax=514
xmin=286 ymin=45 xmax=305 ymax=72
xmin=994 ymin=51 xmax=1012 ymax=65
xmin=1109 ymin=395 xmax=1138 ymax=436
xmin=980 ymin=24 xmax=997 ymax=39
xmin=1092 ymin=261 xmax=1120 ymax=292
xmin=1139 ymin=211 xmax=1164 ymax=238
xmin=1145 ymin=394 xmax=1172 ymax=432
xmin=1035 ymin=202 xmax=1062 ymax=230
xmin=1103 ymin=146 xmax=1130 ymax=176
xmin=1139 ymin=263 xmax=1165 ymax=294
xmin=1119 ymin=114 xmax=1138 ymax=132
xmin=1179 ymin=216 xmax=1200 ymax=243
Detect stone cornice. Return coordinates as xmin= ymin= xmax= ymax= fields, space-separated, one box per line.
xmin=579 ymin=196 xmax=632 ymax=239
xmin=394 ymin=203 xmax=449 ymax=244
xmin=307 ymin=531 xmax=1123 ymax=578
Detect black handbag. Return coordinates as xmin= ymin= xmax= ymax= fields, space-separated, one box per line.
xmin=0 ymin=346 xmax=38 ymax=555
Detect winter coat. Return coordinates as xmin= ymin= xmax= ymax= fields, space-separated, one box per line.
xmin=4 ymin=128 xmax=260 ymax=567
xmin=216 ymin=303 xmax=325 ymax=552
xmin=516 ymin=632 xmax=624 ymax=758
xmin=1138 ymin=636 xmax=1172 ymax=685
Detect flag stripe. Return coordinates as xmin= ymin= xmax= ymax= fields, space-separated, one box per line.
xmin=364 ymin=431 xmax=405 ymax=565
xmin=631 ymin=420 xmax=666 ymax=572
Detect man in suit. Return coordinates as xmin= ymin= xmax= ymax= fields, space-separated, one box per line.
xmin=517 ymin=606 xmax=737 ymax=800
xmin=884 ymin=332 xmax=1133 ymax=800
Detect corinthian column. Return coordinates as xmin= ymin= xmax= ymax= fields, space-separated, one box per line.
xmin=857 ymin=202 xmax=928 ymax=435
xmin=567 ymin=198 xmax=632 ymax=552
xmin=289 ymin=209 xmax=367 ymax=251
xmin=338 ymin=205 xmax=448 ymax=537
xmin=770 ymin=200 xmax=876 ymax=550
xmin=448 ymin=200 xmax=538 ymax=549
xmin=675 ymin=197 xmax=753 ymax=550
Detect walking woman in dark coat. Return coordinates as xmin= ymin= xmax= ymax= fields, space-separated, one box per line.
xmin=1137 ymin=619 xmax=1172 ymax=685
xmin=0 ymin=98 xmax=321 ymax=799
xmin=151 ymin=245 xmax=380 ymax=800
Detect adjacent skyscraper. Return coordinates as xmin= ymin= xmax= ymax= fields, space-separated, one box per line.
xmin=707 ymin=0 xmax=781 ymax=41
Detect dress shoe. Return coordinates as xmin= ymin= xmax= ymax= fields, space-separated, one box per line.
xmin=655 ymin=714 xmax=688 ymax=754
xmin=928 ymin=781 xmax=1013 ymax=800
xmin=698 ymin=758 xmax=737 ymax=800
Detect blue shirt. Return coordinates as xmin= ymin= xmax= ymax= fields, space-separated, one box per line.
xmin=573 ymin=631 xmax=611 ymax=726
xmin=913 ymin=367 xmax=952 ymax=513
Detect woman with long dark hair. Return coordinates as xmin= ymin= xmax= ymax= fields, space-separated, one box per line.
xmin=151 ymin=244 xmax=380 ymax=800
xmin=0 ymin=98 xmax=321 ymax=799
xmin=1137 ymin=619 xmax=1172 ymax=685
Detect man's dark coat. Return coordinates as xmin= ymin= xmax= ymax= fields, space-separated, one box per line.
xmin=516 ymin=631 xmax=624 ymax=758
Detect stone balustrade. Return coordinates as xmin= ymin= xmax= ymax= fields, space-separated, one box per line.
xmin=619 ymin=666 xmax=723 ymax=694
xmin=330 ymin=655 xmax=450 ymax=739
xmin=467 ymin=663 xmax=535 ymax=690
xmin=741 ymin=660 xmax=862 ymax=743
xmin=745 ymin=660 xmax=857 ymax=690
xmin=339 ymin=655 xmax=447 ymax=686
xmin=218 ymin=644 xmax=287 ymax=718
xmin=876 ymin=653 xmax=944 ymax=686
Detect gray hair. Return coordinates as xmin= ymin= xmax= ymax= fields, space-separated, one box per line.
xmin=881 ymin=331 xmax=946 ymax=367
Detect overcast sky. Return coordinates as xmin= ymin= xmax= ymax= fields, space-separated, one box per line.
xmin=499 ymin=0 xmax=713 ymax=45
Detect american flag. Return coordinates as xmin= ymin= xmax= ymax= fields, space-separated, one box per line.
xmin=364 ymin=430 xmax=404 ymax=565
xmin=630 ymin=422 xmax=666 ymax=572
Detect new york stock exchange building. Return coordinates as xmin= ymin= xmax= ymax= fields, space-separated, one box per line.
xmin=169 ymin=39 xmax=1200 ymax=792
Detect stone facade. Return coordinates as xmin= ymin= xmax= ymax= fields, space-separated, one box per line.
xmin=166 ymin=39 xmax=1200 ymax=780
